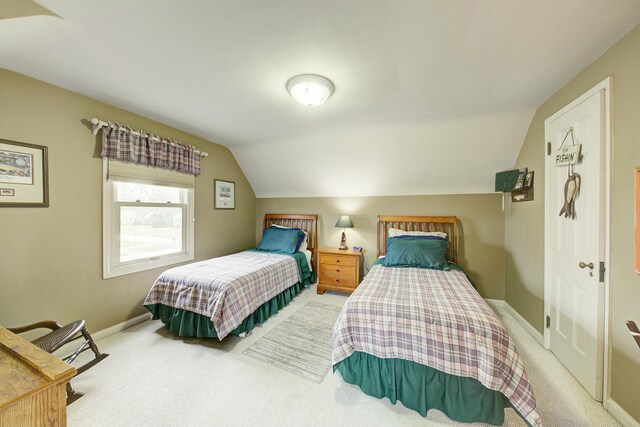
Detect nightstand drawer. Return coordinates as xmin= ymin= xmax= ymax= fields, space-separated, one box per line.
xmin=320 ymin=272 xmax=356 ymax=288
xmin=320 ymin=264 xmax=355 ymax=280
xmin=320 ymin=254 xmax=356 ymax=267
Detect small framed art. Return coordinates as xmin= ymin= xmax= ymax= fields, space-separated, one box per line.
xmin=0 ymin=139 xmax=49 ymax=207
xmin=635 ymin=168 xmax=639 ymax=274
xmin=214 ymin=179 xmax=235 ymax=210
xmin=513 ymin=168 xmax=527 ymax=190
xmin=523 ymin=171 xmax=534 ymax=189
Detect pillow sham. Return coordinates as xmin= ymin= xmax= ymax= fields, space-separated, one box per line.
xmin=299 ymin=235 xmax=308 ymax=252
xmin=257 ymin=227 xmax=303 ymax=254
xmin=385 ymin=236 xmax=447 ymax=253
xmin=382 ymin=236 xmax=449 ymax=270
xmin=391 ymin=235 xmax=446 ymax=241
xmin=388 ymin=227 xmax=447 ymax=239
xmin=270 ymin=224 xmax=307 ymax=252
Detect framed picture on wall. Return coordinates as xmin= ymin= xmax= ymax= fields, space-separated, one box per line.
xmin=513 ymin=168 xmax=527 ymax=190
xmin=0 ymin=139 xmax=49 ymax=207
xmin=635 ymin=168 xmax=640 ymax=274
xmin=523 ymin=171 xmax=534 ymax=189
xmin=214 ymin=179 xmax=235 ymax=210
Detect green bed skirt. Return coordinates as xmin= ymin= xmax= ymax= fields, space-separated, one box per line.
xmin=144 ymin=274 xmax=314 ymax=339
xmin=333 ymin=351 xmax=512 ymax=426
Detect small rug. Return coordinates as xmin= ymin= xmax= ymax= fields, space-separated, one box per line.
xmin=242 ymin=301 xmax=343 ymax=383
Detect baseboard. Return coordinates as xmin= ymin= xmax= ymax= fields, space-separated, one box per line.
xmin=501 ymin=301 xmax=544 ymax=346
xmin=484 ymin=298 xmax=544 ymax=346
xmin=53 ymin=312 xmax=151 ymax=358
xmin=90 ymin=312 xmax=152 ymax=342
xmin=484 ymin=298 xmax=504 ymax=309
xmin=606 ymin=398 xmax=640 ymax=427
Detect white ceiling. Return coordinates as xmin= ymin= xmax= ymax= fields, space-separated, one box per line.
xmin=2 ymin=1 xmax=640 ymax=197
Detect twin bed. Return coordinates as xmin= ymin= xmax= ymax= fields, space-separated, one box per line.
xmin=143 ymin=214 xmax=317 ymax=340
xmin=143 ymin=213 xmax=540 ymax=426
xmin=332 ymin=216 xmax=541 ymax=427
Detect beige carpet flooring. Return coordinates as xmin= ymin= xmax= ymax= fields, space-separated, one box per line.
xmin=67 ymin=285 xmax=621 ymax=427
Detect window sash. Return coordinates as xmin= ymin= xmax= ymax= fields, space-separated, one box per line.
xmin=103 ymin=159 xmax=194 ymax=279
xmin=114 ymin=181 xmax=184 ymax=203
xmin=113 ymin=201 xmax=187 ymax=265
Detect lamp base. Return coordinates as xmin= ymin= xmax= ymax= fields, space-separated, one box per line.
xmin=339 ymin=231 xmax=348 ymax=250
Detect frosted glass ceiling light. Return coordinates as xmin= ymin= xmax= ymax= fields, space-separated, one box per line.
xmin=286 ymin=74 xmax=334 ymax=107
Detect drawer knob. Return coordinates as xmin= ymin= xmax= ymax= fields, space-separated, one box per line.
xmin=335 ymin=279 xmax=340 ymax=282
xmin=336 ymin=269 xmax=340 ymax=272
xmin=336 ymin=260 xmax=340 ymax=263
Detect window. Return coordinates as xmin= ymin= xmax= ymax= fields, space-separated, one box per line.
xmin=103 ymin=159 xmax=194 ymax=278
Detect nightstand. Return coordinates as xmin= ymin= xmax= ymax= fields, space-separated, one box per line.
xmin=317 ymin=247 xmax=365 ymax=295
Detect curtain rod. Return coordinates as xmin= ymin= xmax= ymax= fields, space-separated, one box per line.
xmin=89 ymin=117 xmax=209 ymax=157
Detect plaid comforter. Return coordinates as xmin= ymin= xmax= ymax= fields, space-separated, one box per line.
xmin=144 ymin=251 xmax=300 ymax=340
xmin=333 ymin=264 xmax=542 ymax=427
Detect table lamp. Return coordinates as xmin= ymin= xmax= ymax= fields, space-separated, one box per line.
xmin=335 ymin=215 xmax=354 ymax=250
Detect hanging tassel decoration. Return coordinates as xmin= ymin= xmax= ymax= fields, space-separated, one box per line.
xmin=559 ymin=173 xmax=580 ymax=219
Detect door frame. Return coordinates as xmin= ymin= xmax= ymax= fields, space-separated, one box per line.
xmin=543 ymin=76 xmax=612 ymax=400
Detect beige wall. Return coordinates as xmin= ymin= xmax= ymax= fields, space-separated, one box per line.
xmin=0 ymin=69 xmax=256 ymax=332
xmin=505 ymin=25 xmax=640 ymax=420
xmin=257 ymin=194 xmax=505 ymax=299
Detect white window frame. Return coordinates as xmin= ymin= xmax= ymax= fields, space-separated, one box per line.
xmin=102 ymin=159 xmax=195 ymax=279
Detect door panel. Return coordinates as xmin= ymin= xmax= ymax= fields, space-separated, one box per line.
xmin=555 ymin=277 xmax=569 ymax=339
xmin=572 ymin=284 xmax=587 ymax=356
xmin=545 ymin=89 xmax=605 ymax=401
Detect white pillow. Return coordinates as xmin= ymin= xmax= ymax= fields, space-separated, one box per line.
xmin=388 ymin=227 xmax=447 ymax=239
xmin=271 ymin=224 xmax=308 ymax=251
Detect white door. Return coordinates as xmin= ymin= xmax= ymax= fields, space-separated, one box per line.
xmin=544 ymin=81 xmax=609 ymax=401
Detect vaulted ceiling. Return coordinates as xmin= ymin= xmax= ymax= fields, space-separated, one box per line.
xmin=2 ymin=0 xmax=640 ymax=197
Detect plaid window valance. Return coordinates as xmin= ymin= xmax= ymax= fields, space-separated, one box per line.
xmin=100 ymin=122 xmax=201 ymax=176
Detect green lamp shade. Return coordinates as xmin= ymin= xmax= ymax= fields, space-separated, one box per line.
xmin=335 ymin=215 xmax=354 ymax=228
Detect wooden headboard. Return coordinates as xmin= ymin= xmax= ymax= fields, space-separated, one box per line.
xmin=263 ymin=213 xmax=318 ymax=264
xmin=377 ymin=215 xmax=458 ymax=263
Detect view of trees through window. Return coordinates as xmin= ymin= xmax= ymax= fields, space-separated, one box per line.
xmin=116 ymin=182 xmax=184 ymax=262
xmin=115 ymin=182 xmax=182 ymax=203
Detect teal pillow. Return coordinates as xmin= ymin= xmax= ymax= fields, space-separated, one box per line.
xmin=257 ymin=227 xmax=303 ymax=254
xmin=382 ymin=237 xmax=449 ymax=270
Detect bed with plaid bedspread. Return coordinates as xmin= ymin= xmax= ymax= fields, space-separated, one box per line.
xmin=332 ymin=264 xmax=542 ymax=427
xmin=143 ymin=251 xmax=300 ymax=340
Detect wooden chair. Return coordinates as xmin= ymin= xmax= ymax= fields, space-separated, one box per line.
xmin=8 ymin=319 xmax=109 ymax=404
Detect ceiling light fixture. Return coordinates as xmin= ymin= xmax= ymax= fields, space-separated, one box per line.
xmin=286 ymin=74 xmax=334 ymax=107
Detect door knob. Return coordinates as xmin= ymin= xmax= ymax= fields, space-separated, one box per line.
xmin=579 ymin=261 xmax=594 ymax=270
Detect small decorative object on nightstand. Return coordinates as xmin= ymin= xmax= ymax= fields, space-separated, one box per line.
xmin=317 ymin=247 xmax=365 ymax=295
xmin=335 ymin=215 xmax=354 ymax=250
